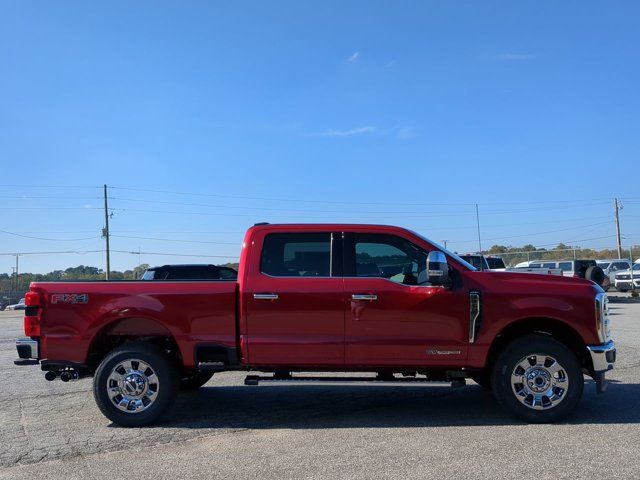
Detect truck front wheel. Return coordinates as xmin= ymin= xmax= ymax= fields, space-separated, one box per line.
xmin=93 ymin=343 xmax=179 ymax=427
xmin=491 ymin=335 xmax=583 ymax=423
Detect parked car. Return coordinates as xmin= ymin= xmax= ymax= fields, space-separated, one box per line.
xmin=142 ymin=264 xmax=237 ymax=281
xmin=614 ymin=263 xmax=640 ymax=292
xmin=525 ymin=260 xmax=608 ymax=289
xmin=15 ymin=223 xmax=615 ymax=426
xmin=597 ymin=259 xmax=632 ymax=286
xmin=5 ymin=298 xmax=26 ymax=311
xmin=217 ymin=266 xmax=239 ymax=280
xmin=458 ymin=254 xmax=506 ymax=271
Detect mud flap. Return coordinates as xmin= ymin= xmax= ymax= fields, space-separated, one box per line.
xmin=593 ymin=371 xmax=608 ymax=394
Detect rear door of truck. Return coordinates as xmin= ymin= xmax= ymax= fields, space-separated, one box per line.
xmin=242 ymin=228 xmax=344 ymax=366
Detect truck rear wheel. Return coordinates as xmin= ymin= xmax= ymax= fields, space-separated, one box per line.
xmin=93 ymin=343 xmax=179 ymax=427
xmin=491 ymin=335 xmax=583 ymax=423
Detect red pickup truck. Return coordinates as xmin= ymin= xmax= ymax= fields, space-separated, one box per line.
xmin=15 ymin=223 xmax=615 ymax=426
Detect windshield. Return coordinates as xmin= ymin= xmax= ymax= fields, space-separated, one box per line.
xmin=597 ymin=262 xmax=611 ymax=269
xmin=410 ymin=231 xmax=477 ymax=271
xmin=486 ymin=257 xmax=506 ymax=269
xmin=634 ymin=264 xmax=640 ymax=271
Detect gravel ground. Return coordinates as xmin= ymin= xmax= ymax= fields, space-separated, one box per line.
xmin=1 ymin=294 xmax=639 ymax=479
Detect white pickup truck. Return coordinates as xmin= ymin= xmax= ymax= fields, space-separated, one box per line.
xmin=509 ymin=259 xmax=609 ymax=290
xmin=460 ymin=255 xmax=563 ymax=275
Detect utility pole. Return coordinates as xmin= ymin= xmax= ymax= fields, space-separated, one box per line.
xmin=103 ymin=184 xmax=111 ymax=280
xmin=475 ymin=203 xmax=483 ymax=254
xmin=442 ymin=240 xmax=448 ymax=249
xmin=614 ymin=198 xmax=623 ymax=259
xmin=15 ymin=254 xmax=19 ymax=291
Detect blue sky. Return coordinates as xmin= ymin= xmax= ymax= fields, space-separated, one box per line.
xmin=1 ymin=1 xmax=639 ymax=273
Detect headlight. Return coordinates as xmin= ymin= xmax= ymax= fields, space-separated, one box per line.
xmin=595 ymin=293 xmax=610 ymax=343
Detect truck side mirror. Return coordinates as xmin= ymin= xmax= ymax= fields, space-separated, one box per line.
xmin=426 ymin=251 xmax=451 ymax=287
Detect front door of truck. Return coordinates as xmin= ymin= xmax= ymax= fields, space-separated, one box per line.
xmin=343 ymin=232 xmax=468 ymax=366
xmin=244 ymin=231 xmax=345 ymax=366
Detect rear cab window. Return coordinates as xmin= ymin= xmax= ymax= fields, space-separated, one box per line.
xmin=260 ymin=233 xmax=337 ymax=277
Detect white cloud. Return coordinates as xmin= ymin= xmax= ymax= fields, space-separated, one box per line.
xmin=347 ymin=51 xmax=360 ymax=62
xmin=315 ymin=126 xmax=376 ymax=137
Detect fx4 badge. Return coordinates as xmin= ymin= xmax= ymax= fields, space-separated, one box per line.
xmin=51 ymin=294 xmax=89 ymax=304
xmin=427 ymin=349 xmax=461 ymax=355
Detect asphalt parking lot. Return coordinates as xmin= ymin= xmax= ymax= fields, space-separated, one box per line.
xmin=1 ymin=295 xmax=639 ymax=480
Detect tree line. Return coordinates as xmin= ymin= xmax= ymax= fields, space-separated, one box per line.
xmin=1 ymin=245 xmax=637 ymax=296
xmin=484 ymin=244 xmax=639 ymax=266
xmin=0 ymin=262 xmax=241 ymax=295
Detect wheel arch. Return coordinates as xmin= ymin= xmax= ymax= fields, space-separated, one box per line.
xmin=485 ymin=317 xmax=592 ymax=374
xmin=86 ymin=316 xmax=183 ymax=371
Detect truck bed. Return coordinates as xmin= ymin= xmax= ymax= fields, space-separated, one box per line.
xmin=31 ymin=281 xmax=238 ymax=367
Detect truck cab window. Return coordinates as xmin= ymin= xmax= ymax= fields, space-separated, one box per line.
xmin=352 ymin=234 xmax=429 ymax=285
xmin=261 ymin=233 xmax=332 ymax=277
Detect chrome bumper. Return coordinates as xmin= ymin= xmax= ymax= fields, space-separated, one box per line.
xmin=15 ymin=338 xmax=39 ymax=365
xmin=587 ymin=340 xmax=616 ymax=372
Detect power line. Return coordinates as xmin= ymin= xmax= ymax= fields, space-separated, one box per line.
xmin=110 ymin=202 xmax=613 ymax=219
xmin=447 ymin=221 xmax=613 ymax=244
xmin=453 ymin=235 xmax=618 ymax=250
xmin=111 ymin=249 xmax=238 ymax=259
xmin=111 ymin=234 xmax=239 ymax=245
xmin=108 ymin=196 xmax=615 ymax=216
xmin=0 ymin=185 xmax=100 ymax=189
xmin=110 ymin=185 xmax=620 ymax=208
xmin=0 ymin=207 xmax=106 ymax=210
xmin=0 ymin=250 xmax=104 ymax=255
xmin=0 ymin=195 xmax=102 ymax=200
xmin=0 ymin=229 xmax=100 ymax=241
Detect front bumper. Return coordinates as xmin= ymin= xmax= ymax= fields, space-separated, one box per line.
xmin=15 ymin=338 xmax=39 ymax=366
xmin=615 ymin=280 xmax=640 ymax=289
xmin=586 ymin=340 xmax=616 ymax=393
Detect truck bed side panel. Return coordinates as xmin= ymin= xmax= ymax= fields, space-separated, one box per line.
xmin=32 ymin=281 xmax=237 ymax=368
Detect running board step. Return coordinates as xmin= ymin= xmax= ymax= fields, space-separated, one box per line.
xmin=197 ymin=361 xmax=228 ymax=372
xmin=244 ymin=375 xmax=466 ymax=387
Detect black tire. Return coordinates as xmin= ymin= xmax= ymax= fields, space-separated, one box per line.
xmin=470 ymin=372 xmax=492 ymax=390
xmin=93 ymin=342 xmax=179 ymax=427
xmin=618 ymin=288 xmax=628 ymax=293
xmin=180 ymin=371 xmax=214 ymax=390
xmin=585 ymin=265 xmax=606 ymax=287
xmin=491 ymin=335 xmax=583 ymax=423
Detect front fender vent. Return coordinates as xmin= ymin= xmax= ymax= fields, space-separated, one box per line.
xmin=469 ymin=291 xmax=482 ymax=343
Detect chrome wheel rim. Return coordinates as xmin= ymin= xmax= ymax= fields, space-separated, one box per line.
xmin=107 ymin=359 xmax=159 ymax=413
xmin=511 ymin=354 xmax=569 ymax=410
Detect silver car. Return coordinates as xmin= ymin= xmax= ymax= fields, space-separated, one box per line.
xmin=614 ymin=263 xmax=640 ymax=292
xmin=5 ymin=298 xmax=26 ymax=311
xmin=597 ymin=259 xmax=632 ymax=283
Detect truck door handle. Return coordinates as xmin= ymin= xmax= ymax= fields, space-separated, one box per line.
xmin=253 ymin=293 xmax=279 ymax=300
xmin=352 ymin=294 xmax=377 ymax=301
